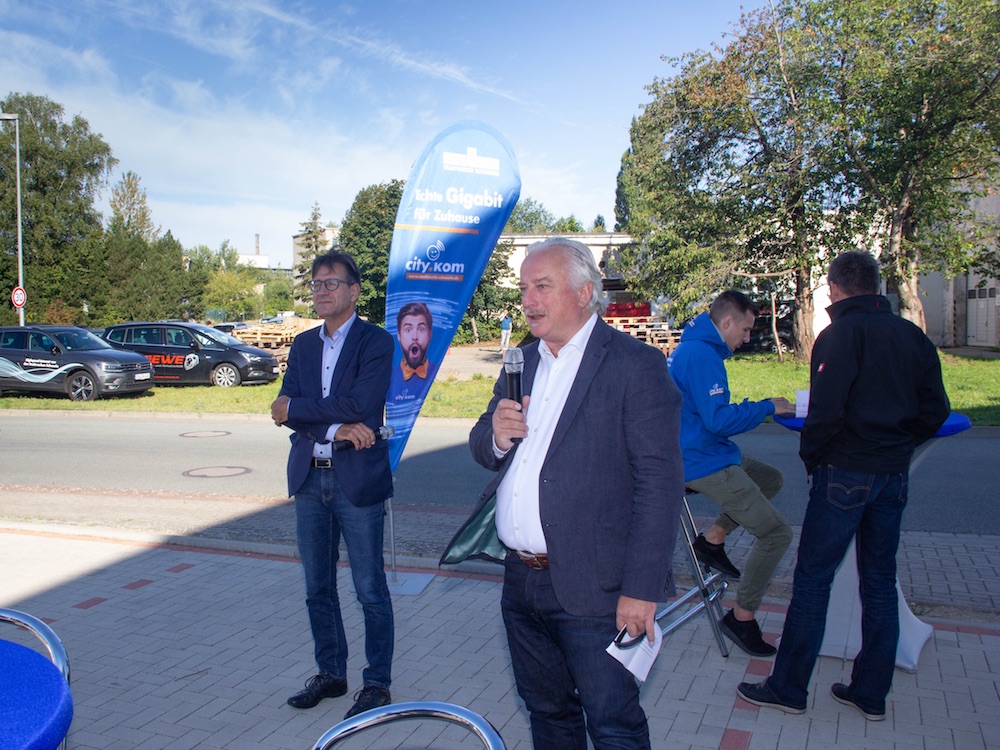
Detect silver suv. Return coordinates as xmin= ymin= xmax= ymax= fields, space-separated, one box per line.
xmin=0 ymin=325 xmax=155 ymax=401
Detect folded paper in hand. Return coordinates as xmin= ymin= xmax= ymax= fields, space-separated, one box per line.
xmin=606 ymin=624 xmax=663 ymax=682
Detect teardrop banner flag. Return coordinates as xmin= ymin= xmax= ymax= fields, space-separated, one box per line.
xmin=385 ymin=121 xmax=521 ymax=471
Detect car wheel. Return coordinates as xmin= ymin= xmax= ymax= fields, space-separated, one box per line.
xmin=66 ymin=371 xmax=98 ymax=401
xmin=212 ymin=363 xmax=242 ymax=387
xmin=771 ymin=339 xmax=791 ymax=354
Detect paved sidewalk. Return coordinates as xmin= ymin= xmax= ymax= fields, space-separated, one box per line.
xmin=2 ymin=528 xmax=998 ymax=749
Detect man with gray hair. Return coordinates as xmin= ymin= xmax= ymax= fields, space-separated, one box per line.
xmin=739 ymin=251 xmax=949 ymax=721
xmin=442 ymin=237 xmax=685 ymax=749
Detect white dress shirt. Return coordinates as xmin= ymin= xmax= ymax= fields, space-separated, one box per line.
xmin=494 ymin=313 xmax=599 ymax=553
xmin=313 ymin=314 xmax=356 ymax=459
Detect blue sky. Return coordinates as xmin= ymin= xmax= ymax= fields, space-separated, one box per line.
xmin=1 ymin=0 xmax=764 ymax=267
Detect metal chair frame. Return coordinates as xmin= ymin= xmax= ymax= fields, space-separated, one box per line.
xmin=311 ymin=700 xmax=506 ymax=749
xmin=654 ymin=496 xmax=730 ymax=657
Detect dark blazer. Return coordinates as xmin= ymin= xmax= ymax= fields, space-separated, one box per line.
xmin=280 ymin=318 xmax=394 ymax=506
xmin=441 ymin=318 xmax=685 ymax=617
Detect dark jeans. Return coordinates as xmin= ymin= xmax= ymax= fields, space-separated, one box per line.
xmin=501 ymin=556 xmax=650 ymax=750
xmin=294 ymin=467 xmax=393 ymax=689
xmin=767 ymin=464 xmax=907 ymax=712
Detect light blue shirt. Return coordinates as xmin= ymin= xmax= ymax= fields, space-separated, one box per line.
xmin=313 ymin=313 xmax=357 ymax=458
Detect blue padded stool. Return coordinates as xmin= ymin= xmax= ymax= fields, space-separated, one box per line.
xmin=0 ymin=609 xmax=72 ymax=750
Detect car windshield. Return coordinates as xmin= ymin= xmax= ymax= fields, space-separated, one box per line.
xmin=192 ymin=325 xmax=243 ymax=347
xmin=52 ymin=328 xmax=113 ymax=351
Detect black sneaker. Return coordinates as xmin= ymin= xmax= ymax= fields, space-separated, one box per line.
xmin=287 ymin=673 xmax=348 ymax=709
xmin=831 ymin=683 xmax=885 ymax=721
xmin=344 ymin=685 xmax=391 ymax=719
xmin=719 ymin=609 xmax=776 ymax=656
xmin=737 ymin=680 xmax=806 ymax=714
xmin=692 ymin=534 xmax=742 ymax=579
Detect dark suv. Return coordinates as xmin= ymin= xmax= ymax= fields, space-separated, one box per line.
xmin=737 ymin=303 xmax=795 ymax=354
xmin=0 ymin=325 xmax=154 ymax=401
xmin=103 ymin=321 xmax=279 ymax=387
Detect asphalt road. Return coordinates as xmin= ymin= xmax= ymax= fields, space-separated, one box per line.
xmin=0 ymin=410 xmax=997 ymax=539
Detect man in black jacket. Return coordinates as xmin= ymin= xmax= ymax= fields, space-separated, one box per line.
xmin=738 ymin=251 xmax=949 ymax=721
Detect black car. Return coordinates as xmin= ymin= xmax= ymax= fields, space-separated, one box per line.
xmin=0 ymin=325 xmax=154 ymax=401
xmin=102 ymin=321 xmax=279 ymax=387
xmin=737 ymin=303 xmax=795 ymax=354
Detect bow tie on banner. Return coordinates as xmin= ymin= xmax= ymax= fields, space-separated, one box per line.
xmin=400 ymin=360 xmax=429 ymax=381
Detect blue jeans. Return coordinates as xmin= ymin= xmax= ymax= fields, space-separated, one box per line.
xmin=501 ymin=556 xmax=649 ymax=750
xmin=294 ymin=467 xmax=393 ymax=689
xmin=767 ymin=465 xmax=907 ymax=712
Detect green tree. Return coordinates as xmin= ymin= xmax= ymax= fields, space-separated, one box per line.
xmin=261 ymin=273 xmax=294 ymax=316
xmin=789 ymin=0 xmax=1000 ymax=327
xmin=338 ymin=179 xmax=404 ymax=325
xmin=617 ymin=0 xmax=999 ymax=348
xmin=461 ymin=239 xmax=520 ymax=343
xmin=615 ymin=10 xmax=845 ymax=355
xmin=294 ymin=202 xmax=333 ymax=293
xmin=108 ymin=170 xmax=160 ymax=242
xmin=504 ymin=196 xmax=555 ymax=233
xmin=201 ymin=264 xmax=262 ymax=319
xmin=552 ymin=215 xmax=585 ymax=233
xmin=183 ymin=240 xmax=260 ymax=322
xmin=100 ymin=230 xmax=187 ymax=324
xmin=0 ymin=92 xmax=117 ymax=324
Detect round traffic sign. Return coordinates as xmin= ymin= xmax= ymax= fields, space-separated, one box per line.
xmin=11 ymin=286 xmax=26 ymax=308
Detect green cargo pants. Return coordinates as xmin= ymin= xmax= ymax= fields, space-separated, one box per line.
xmin=686 ymin=456 xmax=792 ymax=613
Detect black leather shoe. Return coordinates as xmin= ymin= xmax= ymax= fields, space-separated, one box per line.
xmin=831 ymin=683 xmax=885 ymax=721
xmin=692 ymin=534 xmax=742 ymax=579
xmin=737 ymin=680 xmax=805 ymax=714
xmin=287 ymin=673 xmax=348 ymax=709
xmin=719 ymin=609 xmax=776 ymax=656
xmin=344 ymin=685 xmax=391 ymax=719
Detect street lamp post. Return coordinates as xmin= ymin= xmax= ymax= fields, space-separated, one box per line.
xmin=0 ymin=112 xmax=25 ymax=326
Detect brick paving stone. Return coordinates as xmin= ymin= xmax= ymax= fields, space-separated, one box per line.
xmin=2 ymin=528 xmax=1000 ymax=749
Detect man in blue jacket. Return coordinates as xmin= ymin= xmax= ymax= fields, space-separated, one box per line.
xmin=668 ymin=290 xmax=794 ymax=656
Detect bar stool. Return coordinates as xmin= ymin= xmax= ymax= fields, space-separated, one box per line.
xmin=0 ymin=608 xmax=73 ymax=750
xmin=312 ymin=701 xmax=506 ymax=749
xmin=654 ymin=496 xmax=730 ymax=656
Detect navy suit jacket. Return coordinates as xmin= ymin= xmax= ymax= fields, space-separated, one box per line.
xmin=279 ymin=318 xmax=394 ymax=506
xmin=441 ymin=318 xmax=685 ymax=617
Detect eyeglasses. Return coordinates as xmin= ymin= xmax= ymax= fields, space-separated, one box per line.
xmin=308 ymin=278 xmax=352 ymax=293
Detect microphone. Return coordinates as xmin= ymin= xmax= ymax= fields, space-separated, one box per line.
xmin=504 ymin=347 xmax=524 ymax=444
xmin=332 ymin=425 xmax=394 ymax=452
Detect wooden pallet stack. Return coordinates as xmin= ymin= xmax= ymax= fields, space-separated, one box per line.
xmin=231 ymin=318 xmax=323 ymax=373
xmin=604 ymin=316 xmax=681 ymax=355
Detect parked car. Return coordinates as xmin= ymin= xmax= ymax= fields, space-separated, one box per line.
xmin=737 ymin=303 xmax=795 ymax=354
xmin=0 ymin=325 xmax=154 ymax=401
xmin=213 ymin=322 xmax=249 ymax=334
xmin=102 ymin=321 xmax=279 ymax=387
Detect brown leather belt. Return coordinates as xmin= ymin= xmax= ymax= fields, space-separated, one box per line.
xmin=515 ymin=551 xmax=549 ymax=570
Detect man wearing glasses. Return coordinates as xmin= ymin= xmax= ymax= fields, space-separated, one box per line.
xmin=270 ymin=251 xmax=396 ymax=719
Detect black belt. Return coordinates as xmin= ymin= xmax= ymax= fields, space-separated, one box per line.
xmin=515 ymin=551 xmax=549 ymax=570
xmin=312 ymin=457 xmax=333 ymax=469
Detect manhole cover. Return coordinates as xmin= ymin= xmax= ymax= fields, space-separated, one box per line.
xmin=183 ymin=466 xmax=252 ymax=478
